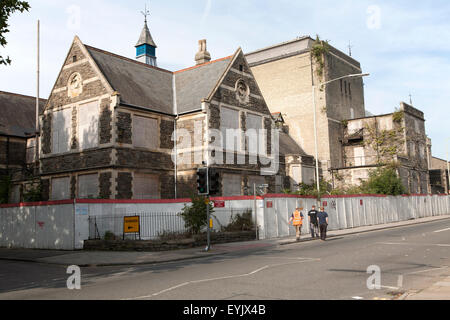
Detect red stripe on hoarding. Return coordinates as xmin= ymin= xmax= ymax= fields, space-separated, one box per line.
xmin=0 ymin=199 xmax=74 ymax=208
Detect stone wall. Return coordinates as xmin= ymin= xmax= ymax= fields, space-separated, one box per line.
xmin=99 ymin=98 xmax=112 ymax=144
xmin=41 ymin=148 xmax=112 ymax=174
xmin=42 ymin=113 xmax=52 ymax=155
xmin=99 ymin=172 xmax=112 ymax=199
xmin=116 ymin=172 xmax=132 ymax=199
xmin=116 ymin=112 xmax=132 ymax=144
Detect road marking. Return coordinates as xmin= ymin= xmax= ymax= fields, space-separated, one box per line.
xmin=352 ymin=296 xmax=364 ymax=300
xmin=404 ymin=266 xmax=449 ymax=275
xmin=380 ymin=285 xmax=400 ymax=290
xmin=434 ymin=228 xmax=450 ymax=233
xmin=126 ymin=266 xmax=270 ymax=300
xmin=397 ymin=275 xmax=404 ymax=288
xmin=125 ymin=258 xmax=319 ymax=300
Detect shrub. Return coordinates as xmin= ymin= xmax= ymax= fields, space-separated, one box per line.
xmin=222 ymin=210 xmax=254 ymax=232
xmin=361 ymin=167 xmax=406 ymax=196
xmin=104 ymin=231 xmax=116 ymax=241
xmin=180 ymin=194 xmax=214 ymax=235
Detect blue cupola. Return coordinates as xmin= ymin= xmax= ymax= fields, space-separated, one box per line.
xmin=135 ymin=16 xmax=157 ymax=67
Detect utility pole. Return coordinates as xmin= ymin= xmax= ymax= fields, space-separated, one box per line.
xmin=35 ymin=20 xmax=40 ymax=173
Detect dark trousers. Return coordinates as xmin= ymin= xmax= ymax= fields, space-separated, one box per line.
xmin=319 ymin=224 xmax=328 ymax=240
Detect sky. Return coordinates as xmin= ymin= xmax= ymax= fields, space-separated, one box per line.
xmin=1 ymin=0 xmax=449 ymax=159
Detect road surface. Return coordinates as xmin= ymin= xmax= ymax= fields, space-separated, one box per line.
xmin=0 ymin=218 xmax=449 ymax=300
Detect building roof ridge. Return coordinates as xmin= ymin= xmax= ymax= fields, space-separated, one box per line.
xmin=84 ymin=44 xmax=172 ymax=74
xmin=0 ymin=90 xmax=47 ymax=102
xmin=245 ymin=36 xmax=312 ymax=55
xmin=174 ymin=55 xmax=234 ymax=74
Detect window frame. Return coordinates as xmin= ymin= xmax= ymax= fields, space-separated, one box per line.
xmin=132 ymin=114 xmax=160 ymax=150
xmin=78 ymin=100 xmax=100 ymax=151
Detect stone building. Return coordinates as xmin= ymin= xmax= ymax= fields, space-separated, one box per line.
xmin=0 ymin=91 xmax=45 ymax=203
xmin=37 ymin=20 xmax=311 ymax=201
xmin=428 ymin=154 xmax=449 ymax=194
xmin=246 ymin=37 xmax=431 ymax=194
xmin=246 ymin=36 xmax=366 ymax=182
xmin=332 ymin=102 xmax=430 ymax=194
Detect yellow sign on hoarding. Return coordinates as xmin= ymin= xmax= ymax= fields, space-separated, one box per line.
xmin=124 ymin=216 xmax=140 ymax=234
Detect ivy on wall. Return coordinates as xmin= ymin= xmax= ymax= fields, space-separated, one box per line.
xmin=362 ymin=117 xmax=405 ymax=164
xmin=311 ymin=35 xmax=330 ymax=79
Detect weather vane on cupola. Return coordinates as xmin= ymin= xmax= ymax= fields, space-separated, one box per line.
xmin=136 ymin=3 xmax=157 ymax=67
xmin=141 ymin=4 xmax=150 ymax=24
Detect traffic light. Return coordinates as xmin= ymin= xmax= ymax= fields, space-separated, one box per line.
xmin=197 ymin=167 xmax=208 ymax=195
xmin=208 ymin=168 xmax=220 ymax=196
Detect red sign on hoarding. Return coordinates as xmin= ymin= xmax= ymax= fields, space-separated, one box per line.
xmin=360 ymin=199 xmax=364 ymax=206
xmin=323 ymin=201 xmax=328 ymax=207
xmin=266 ymin=201 xmax=273 ymax=208
xmin=214 ymin=200 xmax=225 ymax=208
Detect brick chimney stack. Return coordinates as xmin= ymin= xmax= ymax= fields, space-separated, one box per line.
xmin=195 ymin=39 xmax=211 ymax=65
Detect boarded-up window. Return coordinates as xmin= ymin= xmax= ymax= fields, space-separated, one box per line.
xmin=291 ymin=166 xmax=301 ymax=189
xmin=410 ymin=142 xmax=416 ymax=157
xmin=275 ymin=175 xmax=283 ymax=193
xmin=222 ymin=174 xmax=242 ymax=196
xmin=302 ymin=167 xmax=315 ymax=185
xmin=246 ymin=113 xmax=263 ymax=155
xmin=78 ymin=101 xmax=99 ymax=150
xmin=78 ymin=174 xmax=99 ymax=199
xmin=52 ymin=108 xmax=72 ymax=154
xmin=10 ymin=185 xmax=21 ymax=204
xmin=348 ymin=120 xmax=362 ymax=134
xmin=221 ymin=107 xmax=240 ymax=152
xmin=51 ymin=177 xmax=70 ymax=200
xmin=354 ymin=147 xmax=365 ymax=166
xmin=419 ymin=145 xmax=425 ymax=157
xmin=133 ymin=173 xmax=160 ymax=199
xmin=378 ymin=117 xmax=392 ymax=131
xmin=133 ymin=116 xmax=159 ymax=149
xmin=26 ymin=138 xmax=36 ymax=164
xmin=248 ymin=175 xmax=266 ymax=191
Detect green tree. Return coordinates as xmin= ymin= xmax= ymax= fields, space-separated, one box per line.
xmin=361 ymin=167 xmax=406 ymax=196
xmin=180 ymin=194 xmax=214 ymax=235
xmin=1 ymin=1 xmax=30 ymax=65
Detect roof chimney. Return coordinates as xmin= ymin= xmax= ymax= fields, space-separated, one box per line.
xmin=195 ymin=39 xmax=211 ymax=65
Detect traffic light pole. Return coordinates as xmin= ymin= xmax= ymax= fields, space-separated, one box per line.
xmin=206 ymin=201 xmax=211 ymax=252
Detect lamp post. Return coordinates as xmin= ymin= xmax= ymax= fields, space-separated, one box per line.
xmin=312 ymin=73 xmax=370 ymax=199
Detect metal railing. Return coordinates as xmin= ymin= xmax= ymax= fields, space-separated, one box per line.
xmin=88 ymin=208 xmax=255 ymax=241
xmin=89 ymin=212 xmax=188 ymax=241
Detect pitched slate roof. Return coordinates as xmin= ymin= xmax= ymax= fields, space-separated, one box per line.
xmin=0 ymin=91 xmax=46 ymax=137
xmin=86 ymin=45 xmax=174 ymax=114
xmin=174 ymin=56 xmax=233 ymax=114
xmin=279 ymin=131 xmax=310 ymax=157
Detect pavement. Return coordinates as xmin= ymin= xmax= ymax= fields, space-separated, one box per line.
xmin=401 ymin=276 xmax=450 ymax=300
xmin=0 ymin=214 xmax=448 ymax=268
